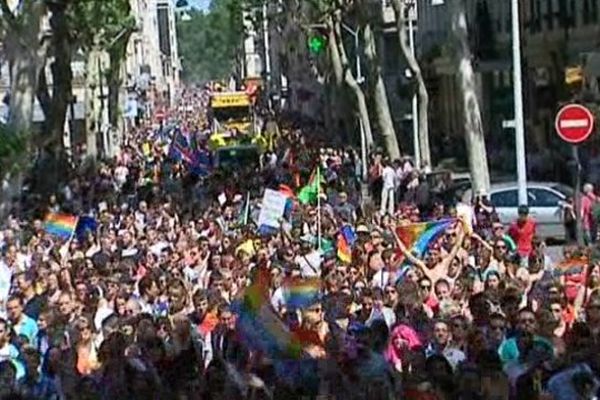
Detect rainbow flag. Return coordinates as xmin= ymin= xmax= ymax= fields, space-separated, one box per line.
xmin=282 ymin=277 xmax=321 ymax=309
xmin=337 ymin=225 xmax=356 ymax=264
xmin=396 ymin=219 xmax=455 ymax=258
xmin=232 ymin=268 xmax=304 ymax=359
xmin=44 ymin=213 xmax=78 ymax=239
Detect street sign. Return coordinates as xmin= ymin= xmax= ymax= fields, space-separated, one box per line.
xmin=555 ymin=104 xmax=595 ymax=144
xmin=502 ymin=119 xmax=516 ymax=129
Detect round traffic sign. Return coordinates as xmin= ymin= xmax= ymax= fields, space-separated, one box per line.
xmin=555 ymin=104 xmax=595 ymax=144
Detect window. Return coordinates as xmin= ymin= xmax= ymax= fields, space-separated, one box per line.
xmin=584 ymin=0 xmax=591 ymax=24
xmin=491 ymin=190 xmax=518 ymax=208
xmin=528 ymin=188 xmax=562 ymax=207
xmin=530 ymin=0 xmax=542 ymax=33
xmin=545 ymin=0 xmax=554 ymax=30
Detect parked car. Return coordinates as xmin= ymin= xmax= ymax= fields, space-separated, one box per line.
xmin=462 ymin=182 xmax=574 ymax=240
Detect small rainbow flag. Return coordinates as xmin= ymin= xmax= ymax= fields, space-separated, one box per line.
xmin=44 ymin=213 xmax=78 ymax=239
xmin=337 ymin=225 xmax=356 ymax=264
xmin=396 ymin=219 xmax=455 ymax=258
xmin=282 ymin=277 xmax=321 ymax=309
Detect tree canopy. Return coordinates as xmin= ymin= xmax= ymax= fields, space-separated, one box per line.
xmin=177 ymin=0 xmax=244 ymax=83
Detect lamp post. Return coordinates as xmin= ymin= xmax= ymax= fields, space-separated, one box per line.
xmin=512 ymin=0 xmax=528 ymax=206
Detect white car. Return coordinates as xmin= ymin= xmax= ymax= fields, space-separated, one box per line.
xmin=462 ymin=182 xmax=573 ymax=240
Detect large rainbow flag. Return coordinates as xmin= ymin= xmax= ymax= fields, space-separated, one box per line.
xmin=395 ymin=219 xmax=456 ymax=258
xmin=232 ymin=267 xmax=304 ymax=360
xmin=44 ymin=213 xmax=78 ymax=239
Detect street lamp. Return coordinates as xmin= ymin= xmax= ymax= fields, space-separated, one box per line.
xmin=512 ymin=0 xmax=528 ymax=206
xmin=405 ymin=1 xmax=420 ymax=168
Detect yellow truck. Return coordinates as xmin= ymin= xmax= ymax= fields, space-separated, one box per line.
xmin=209 ymin=91 xmax=254 ymax=136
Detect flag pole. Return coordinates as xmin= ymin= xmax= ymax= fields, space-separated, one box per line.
xmin=317 ymin=166 xmax=322 ymax=251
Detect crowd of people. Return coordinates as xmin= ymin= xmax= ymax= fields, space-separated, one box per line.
xmin=1 ymin=89 xmax=600 ymax=400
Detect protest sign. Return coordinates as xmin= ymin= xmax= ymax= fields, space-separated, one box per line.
xmin=258 ymin=189 xmax=288 ymax=230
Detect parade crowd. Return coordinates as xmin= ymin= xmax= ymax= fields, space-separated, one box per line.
xmin=1 ymin=91 xmax=600 ymax=400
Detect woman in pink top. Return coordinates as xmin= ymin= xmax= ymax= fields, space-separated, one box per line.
xmin=581 ymin=183 xmax=597 ymax=244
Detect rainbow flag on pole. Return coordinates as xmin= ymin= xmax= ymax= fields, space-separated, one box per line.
xmin=337 ymin=225 xmax=356 ymax=264
xmin=396 ymin=219 xmax=455 ymax=258
xmin=44 ymin=213 xmax=78 ymax=239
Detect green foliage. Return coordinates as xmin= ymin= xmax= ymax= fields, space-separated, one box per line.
xmin=177 ymin=0 xmax=245 ymax=83
xmin=69 ymin=0 xmax=136 ymax=52
xmin=0 ymin=126 xmax=29 ymax=174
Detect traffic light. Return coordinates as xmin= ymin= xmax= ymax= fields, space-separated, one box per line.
xmin=308 ymin=33 xmax=327 ymax=55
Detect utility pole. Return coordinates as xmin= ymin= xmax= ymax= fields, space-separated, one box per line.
xmin=512 ymin=0 xmax=528 ymax=206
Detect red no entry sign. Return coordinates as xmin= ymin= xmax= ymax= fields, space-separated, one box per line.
xmin=555 ymin=104 xmax=595 ymax=144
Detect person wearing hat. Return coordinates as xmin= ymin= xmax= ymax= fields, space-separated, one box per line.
xmin=508 ymin=205 xmax=537 ymax=266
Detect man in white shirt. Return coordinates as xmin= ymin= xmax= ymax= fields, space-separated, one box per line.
xmin=381 ymin=159 xmax=397 ymax=216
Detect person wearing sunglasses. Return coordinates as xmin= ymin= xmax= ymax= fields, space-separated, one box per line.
xmin=419 ymin=276 xmax=439 ymax=315
xmin=491 ymin=222 xmax=516 ymax=253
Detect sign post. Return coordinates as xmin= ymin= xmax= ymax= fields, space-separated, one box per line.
xmin=555 ymin=103 xmax=595 ymax=245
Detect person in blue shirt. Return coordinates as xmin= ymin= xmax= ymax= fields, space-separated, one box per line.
xmin=6 ymin=295 xmax=38 ymax=349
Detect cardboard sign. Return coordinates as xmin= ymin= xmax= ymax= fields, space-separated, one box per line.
xmin=258 ymin=189 xmax=288 ymax=230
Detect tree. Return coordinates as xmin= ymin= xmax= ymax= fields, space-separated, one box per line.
xmin=391 ymin=0 xmax=431 ymax=170
xmin=0 ymin=0 xmax=49 ymax=133
xmin=452 ymin=0 xmax=490 ymax=195
xmin=72 ymin=0 xmax=135 ymax=127
xmin=177 ymin=0 xmax=245 ymax=82
xmin=330 ymin=9 xmax=374 ymax=149
xmin=35 ymin=0 xmax=73 ymax=150
xmin=361 ymin=3 xmax=400 ymax=159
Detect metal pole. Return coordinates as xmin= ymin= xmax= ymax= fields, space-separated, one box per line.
xmin=512 ymin=0 xmax=528 ymax=206
xmin=355 ymin=29 xmax=362 ymax=83
xmin=354 ymin=28 xmax=367 ymax=181
xmin=408 ymin=14 xmax=420 ymax=168
xmin=262 ymin=2 xmax=271 ymax=80
xmin=573 ymin=146 xmax=584 ymax=245
xmin=262 ymin=2 xmax=272 ymax=110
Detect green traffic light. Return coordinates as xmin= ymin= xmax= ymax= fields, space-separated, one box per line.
xmin=308 ymin=35 xmax=327 ymax=54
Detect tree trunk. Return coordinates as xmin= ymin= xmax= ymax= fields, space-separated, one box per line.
xmin=392 ymin=0 xmax=431 ymax=169
xmin=7 ymin=49 xmax=37 ymax=133
xmin=3 ymin=0 xmax=48 ymax=134
xmin=452 ymin=0 xmax=490 ymax=195
xmin=85 ymin=49 xmax=100 ymax=159
xmin=330 ymin=13 xmax=374 ymax=149
xmin=48 ymin=1 xmax=72 ymax=143
xmin=363 ymin=22 xmax=400 ymax=160
xmin=107 ymin=59 xmax=121 ymax=130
